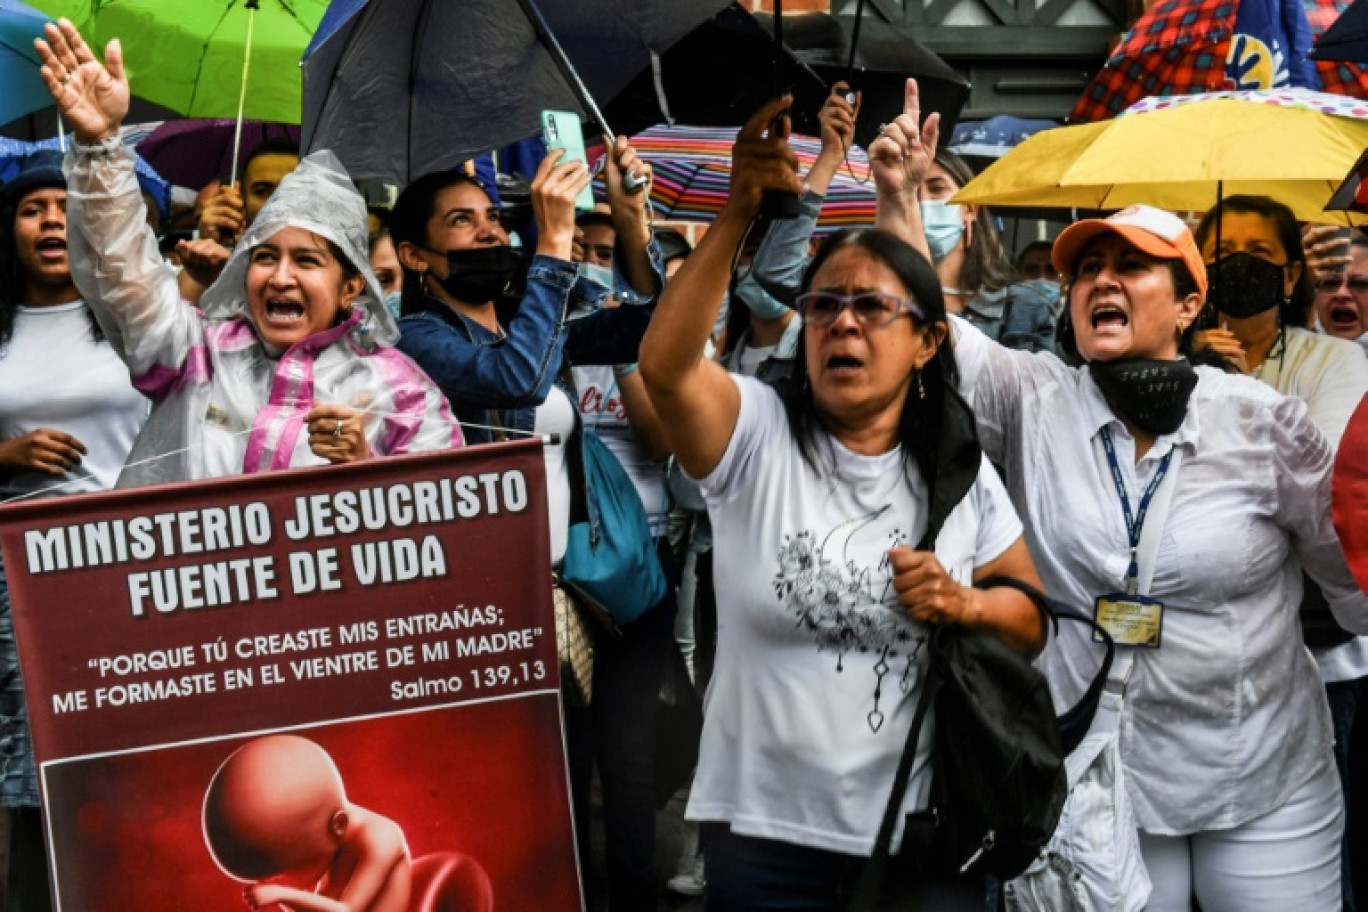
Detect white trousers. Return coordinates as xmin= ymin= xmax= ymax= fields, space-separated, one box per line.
xmin=1138 ymin=760 xmax=1343 ymax=911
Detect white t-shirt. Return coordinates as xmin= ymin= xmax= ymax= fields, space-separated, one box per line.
xmin=534 ymin=385 xmax=577 ymax=564
xmin=685 ymin=375 xmax=1023 ymax=855
xmin=0 ymin=302 xmax=146 ymax=499
xmin=736 ymin=342 xmax=778 ymax=378
xmin=571 ymin=364 xmax=669 ymax=537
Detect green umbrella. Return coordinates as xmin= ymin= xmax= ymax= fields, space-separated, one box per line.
xmin=30 ymin=0 xmax=327 ymax=125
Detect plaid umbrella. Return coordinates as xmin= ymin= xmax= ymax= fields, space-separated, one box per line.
xmin=1071 ymin=0 xmax=1237 ymax=122
xmin=1305 ymin=0 xmax=1368 ymax=96
xmin=624 ymin=125 xmax=875 ymax=229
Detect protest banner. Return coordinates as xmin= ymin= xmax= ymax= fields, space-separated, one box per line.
xmin=0 ymin=439 xmax=580 ymax=911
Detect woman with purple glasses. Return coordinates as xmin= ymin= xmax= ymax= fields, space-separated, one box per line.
xmin=637 ymin=98 xmax=1044 ymax=910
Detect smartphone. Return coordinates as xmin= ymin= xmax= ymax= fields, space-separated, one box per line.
xmin=540 ymin=110 xmax=595 ymax=212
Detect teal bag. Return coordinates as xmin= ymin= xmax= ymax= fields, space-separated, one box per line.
xmin=562 ymin=427 xmax=668 ymax=627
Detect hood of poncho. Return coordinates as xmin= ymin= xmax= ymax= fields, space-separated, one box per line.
xmin=199 ymin=149 xmax=398 ymax=348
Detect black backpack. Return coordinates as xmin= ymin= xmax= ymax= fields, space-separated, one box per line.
xmin=848 ymin=582 xmax=1114 ymax=909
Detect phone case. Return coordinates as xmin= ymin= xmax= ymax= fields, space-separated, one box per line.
xmin=541 ymin=110 xmax=595 ymax=212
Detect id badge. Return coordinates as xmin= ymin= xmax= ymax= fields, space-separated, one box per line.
xmin=1093 ymin=593 xmax=1164 ymax=648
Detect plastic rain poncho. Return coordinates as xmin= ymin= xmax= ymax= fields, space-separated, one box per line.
xmin=64 ymin=145 xmax=462 ymax=488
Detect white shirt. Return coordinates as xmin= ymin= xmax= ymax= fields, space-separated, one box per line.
xmin=685 ymin=375 xmax=1023 ymax=855
xmin=1252 ymin=328 xmax=1368 ymax=682
xmin=0 ymin=302 xmax=146 ymax=499
xmin=953 ymin=316 xmax=1368 ymax=835
xmin=571 ymin=365 xmax=669 ymax=538
xmin=534 ymin=386 xmax=577 ymax=564
xmin=736 ymin=343 xmax=777 ymax=378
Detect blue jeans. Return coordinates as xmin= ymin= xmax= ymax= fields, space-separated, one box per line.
xmin=702 ymin=824 xmax=991 ymax=912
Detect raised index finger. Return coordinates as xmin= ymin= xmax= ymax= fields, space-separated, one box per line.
xmin=903 ymin=78 xmax=921 ymax=123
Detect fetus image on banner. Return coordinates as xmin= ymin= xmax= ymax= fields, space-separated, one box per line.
xmin=203 ymin=735 xmax=414 ymax=912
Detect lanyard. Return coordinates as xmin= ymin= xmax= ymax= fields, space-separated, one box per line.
xmin=1100 ymin=427 xmax=1174 ymax=596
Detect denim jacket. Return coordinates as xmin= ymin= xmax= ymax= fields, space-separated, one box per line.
xmin=961 ymin=283 xmax=1057 ymax=354
xmin=395 ymin=245 xmax=664 ymax=445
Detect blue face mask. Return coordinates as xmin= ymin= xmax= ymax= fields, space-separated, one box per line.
xmin=920 ymin=200 xmax=966 ymax=263
xmin=384 ymin=291 xmax=403 ymax=319
xmin=578 ymin=261 xmax=614 ymax=291
xmin=733 ymin=269 xmax=791 ymax=322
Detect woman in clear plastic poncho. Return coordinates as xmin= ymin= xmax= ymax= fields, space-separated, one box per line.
xmin=37 ymin=21 xmax=461 ymax=488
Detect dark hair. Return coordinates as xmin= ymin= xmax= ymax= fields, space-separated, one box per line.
xmin=325 ymin=238 xmax=361 ymax=284
xmin=388 ymin=170 xmax=490 ymax=313
xmin=1016 ymin=240 xmax=1053 ymax=267
xmin=0 ymin=192 xmax=102 ymax=351
xmin=1192 ymin=195 xmax=1313 ymax=329
xmin=576 ymin=211 xmax=614 ymax=231
xmin=654 ymin=227 xmax=692 ymax=264
xmin=933 ymin=149 xmax=1015 ymax=296
xmin=1054 ymin=258 xmax=1231 ymax=370
xmin=779 ymin=228 xmax=960 ymax=490
xmin=240 ymin=138 xmax=301 ymax=181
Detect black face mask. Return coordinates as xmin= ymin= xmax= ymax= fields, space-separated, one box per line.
xmin=429 ymin=246 xmax=527 ymax=304
xmin=1088 ymin=358 xmax=1198 ymax=436
xmin=1206 ymin=251 xmax=1286 ymax=319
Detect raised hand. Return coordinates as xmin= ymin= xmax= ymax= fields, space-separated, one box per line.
xmin=818 ymin=82 xmax=859 ymax=160
xmin=723 ymin=97 xmax=805 ymax=221
xmin=604 ymin=136 xmax=653 ymax=230
xmin=34 ymin=19 xmax=129 ymax=144
xmin=1302 ymin=224 xmax=1353 ymax=285
xmin=869 ymin=78 xmax=940 ymax=199
xmin=198 ymin=183 xmax=247 ymax=248
xmin=531 ymin=148 xmax=591 ymax=262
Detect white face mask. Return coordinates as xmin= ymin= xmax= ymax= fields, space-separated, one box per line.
xmin=919 ymin=200 xmax=966 ymax=263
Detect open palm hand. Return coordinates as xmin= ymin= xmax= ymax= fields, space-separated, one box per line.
xmin=35 ymin=18 xmax=129 ymax=144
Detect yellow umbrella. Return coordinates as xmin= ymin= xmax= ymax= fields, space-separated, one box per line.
xmin=954 ymin=96 xmax=1368 ymax=225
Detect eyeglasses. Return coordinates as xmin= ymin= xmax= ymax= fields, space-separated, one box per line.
xmin=794 ymin=292 xmax=925 ymax=328
xmin=1313 ymin=273 xmax=1368 ymax=298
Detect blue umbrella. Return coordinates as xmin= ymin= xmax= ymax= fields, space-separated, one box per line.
xmin=301 ymin=0 xmax=733 ymax=185
xmin=0 ymin=0 xmax=53 ymax=128
xmin=0 ymin=136 xmax=172 ymax=220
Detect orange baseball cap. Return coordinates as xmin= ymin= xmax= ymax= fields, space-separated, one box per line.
xmin=1051 ymin=205 xmax=1208 ymax=301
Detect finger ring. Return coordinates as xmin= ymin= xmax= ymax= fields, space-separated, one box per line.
xmin=61 ymin=73 xmax=71 ymax=86
xmin=333 ymin=419 xmax=345 ymax=438
xmin=877 ymin=122 xmax=889 ymax=135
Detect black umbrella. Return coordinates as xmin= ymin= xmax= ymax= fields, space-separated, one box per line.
xmin=755 ymin=11 xmax=971 ymax=150
xmin=601 ymin=4 xmax=826 ymax=138
xmin=1311 ymin=0 xmax=1368 ymax=63
xmin=301 ymin=0 xmax=732 ymax=185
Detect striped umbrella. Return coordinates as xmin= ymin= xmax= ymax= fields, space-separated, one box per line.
xmin=610 ymin=124 xmax=876 ymax=229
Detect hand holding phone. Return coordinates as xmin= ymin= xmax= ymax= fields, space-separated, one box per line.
xmin=541 ymin=110 xmax=596 ymax=211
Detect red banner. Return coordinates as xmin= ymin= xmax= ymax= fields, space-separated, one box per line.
xmin=0 ymin=440 xmax=580 ymax=912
